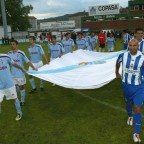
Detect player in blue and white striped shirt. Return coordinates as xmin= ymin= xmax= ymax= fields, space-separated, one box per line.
xmin=61 ymin=32 xmax=75 ymax=54
xmin=28 ymin=36 xmax=48 ymax=93
xmin=107 ymin=33 xmax=115 ymax=52
xmin=89 ymin=32 xmax=97 ymax=51
xmin=122 ymin=30 xmax=130 ymax=50
xmin=116 ymin=39 xmax=144 ymax=143
xmin=134 ymin=28 xmax=144 ymax=54
xmin=8 ymin=40 xmax=37 ymax=106
xmin=0 ymin=54 xmax=26 ymax=121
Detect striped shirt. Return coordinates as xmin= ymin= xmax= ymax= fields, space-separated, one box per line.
xmin=117 ymin=51 xmax=144 ymax=85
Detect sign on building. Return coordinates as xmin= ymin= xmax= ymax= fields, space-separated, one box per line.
xmin=40 ymin=21 xmax=75 ymax=30
xmin=89 ymin=3 xmax=119 ymax=16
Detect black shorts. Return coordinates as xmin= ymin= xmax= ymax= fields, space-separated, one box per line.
xmin=99 ymin=44 xmax=105 ymax=48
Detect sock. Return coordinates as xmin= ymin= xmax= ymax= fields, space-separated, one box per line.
xmin=126 ymin=103 xmax=133 ymax=117
xmin=16 ymin=85 xmax=20 ymax=93
xmin=20 ymin=89 xmax=26 ymax=103
xmin=40 ymin=79 xmax=44 ymax=88
xmin=29 ymin=78 xmax=36 ymax=89
xmin=14 ymin=98 xmax=22 ymax=115
xmin=134 ymin=113 xmax=142 ymax=134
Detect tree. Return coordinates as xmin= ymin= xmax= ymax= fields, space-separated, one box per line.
xmin=0 ymin=0 xmax=33 ymax=31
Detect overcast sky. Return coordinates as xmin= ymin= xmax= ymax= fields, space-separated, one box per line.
xmin=23 ymin=0 xmax=128 ymax=19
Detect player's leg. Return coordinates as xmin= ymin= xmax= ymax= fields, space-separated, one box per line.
xmin=122 ymin=83 xmax=133 ymax=125
xmin=19 ymin=85 xmax=26 ymax=106
xmin=5 ymin=86 xmax=22 ymax=121
xmin=133 ymin=90 xmax=143 ymax=143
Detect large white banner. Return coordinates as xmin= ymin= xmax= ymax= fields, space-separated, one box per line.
xmin=89 ymin=3 xmax=119 ymax=16
xmin=28 ymin=50 xmax=124 ymax=89
xmin=40 ymin=21 xmax=75 ymax=30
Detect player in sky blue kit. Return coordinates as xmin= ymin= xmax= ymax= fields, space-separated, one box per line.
xmin=8 ymin=40 xmax=37 ymax=106
xmin=0 ymin=54 xmax=26 ymax=121
xmin=61 ymin=32 xmax=75 ymax=54
xmin=28 ymin=36 xmax=48 ymax=93
xmin=76 ymin=32 xmax=88 ymax=50
xmin=134 ymin=28 xmax=144 ymax=54
xmin=116 ymin=39 xmax=144 ymax=143
xmin=48 ymin=35 xmax=64 ymax=61
xmin=107 ymin=33 xmax=115 ymax=52
xmin=122 ymin=30 xmax=130 ymax=50
xmin=82 ymin=31 xmax=91 ymax=50
xmin=89 ymin=32 xmax=97 ymax=51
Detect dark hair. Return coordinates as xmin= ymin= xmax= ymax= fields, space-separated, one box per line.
xmin=51 ymin=35 xmax=56 ymax=39
xmin=11 ymin=39 xmax=18 ymax=45
xmin=77 ymin=32 xmax=83 ymax=35
xmin=123 ymin=30 xmax=127 ymax=33
xmin=29 ymin=36 xmax=36 ymax=41
xmin=135 ymin=28 xmax=144 ymax=33
xmin=65 ymin=32 xmax=71 ymax=36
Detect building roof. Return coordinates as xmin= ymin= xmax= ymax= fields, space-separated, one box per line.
xmin=29 ymin=16 xmax=37 ymax=19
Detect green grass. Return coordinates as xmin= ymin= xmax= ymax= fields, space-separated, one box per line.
xmin=0 ymin=39 xmax=143 ymax=144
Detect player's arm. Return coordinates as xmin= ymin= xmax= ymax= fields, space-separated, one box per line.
xmin=12 ymin=63 xmax=26 ymax=73
xmin=42 ymin=54 xmax=49 ymax=64
xmin=60 ymin=45 xmax=65 ymax=57
xmin=47 ymin=53 xmax=51 ymax=63
xmin=115 ymin=54 xmax=123 ymax=78
xmin=27 ymin=62 xmax=37 ymax=71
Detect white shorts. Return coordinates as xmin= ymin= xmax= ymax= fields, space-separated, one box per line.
xmin=50 ymin=58 xmax=56 ymax=61
xmin=13 ymin=77 xmax=26 ymax=86
xmin=0 ymin=86 xmax=17 ymax=102
xmin=29 ymin=61 xmax=43 ymax=71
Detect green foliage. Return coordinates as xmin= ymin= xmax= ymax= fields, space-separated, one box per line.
xmin=0 ymin=0 xmax=33 ymax=31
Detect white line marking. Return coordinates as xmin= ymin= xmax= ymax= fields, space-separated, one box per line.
xmin=74 ymin=90 xmax=126 ymax=113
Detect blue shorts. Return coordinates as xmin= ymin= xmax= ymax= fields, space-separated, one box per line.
xmin=123 ymin=43 xmax=128 ymax=50
xmin=122 ymin=83 xmax=144 ymax=107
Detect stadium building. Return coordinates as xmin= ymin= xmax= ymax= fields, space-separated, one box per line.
xmin=81 ymin=0 xmax=144 ymax=31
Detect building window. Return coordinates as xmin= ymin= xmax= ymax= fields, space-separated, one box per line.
xmin=134 ymin=5 xmax=139 ymax=10
xmin=131 ymin=6 xmax=134 ymax=10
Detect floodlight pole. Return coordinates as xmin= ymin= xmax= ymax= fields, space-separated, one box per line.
xmin=1 ymin=0 xmax=8 ymax=37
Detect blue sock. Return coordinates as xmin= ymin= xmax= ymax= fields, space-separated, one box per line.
xmin=20 ymin=89 xmax=26 ymax=103
xmin=29 ymin=78 xmax=36 ymax=89
xmin=134 ymin=113 xmax=142 ymax=134
xmin=14 ymin=98 xmax=22 ymax=116
xmin=40 ymin=79 xmax=44 ymax=88
xmin=126 ymin=103 xmax=133 ymax=117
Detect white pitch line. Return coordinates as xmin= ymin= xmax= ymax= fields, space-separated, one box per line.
xmin=73 ymin=90 xmax=126 ymax=113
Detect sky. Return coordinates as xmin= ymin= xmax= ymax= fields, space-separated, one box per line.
xmin=23 ymin=0 xmax=128 ymax=19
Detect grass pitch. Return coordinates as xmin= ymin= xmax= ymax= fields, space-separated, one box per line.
xmin=0 ymin=39 xmax=143 ymax=144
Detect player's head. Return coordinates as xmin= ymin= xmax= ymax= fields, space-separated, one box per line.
xmin=123 ymin=30 xmax=127 ymax=34
xmin=109 ymin=33 xmax=113 ymax=37
xmin=134 ymin=28 xmax=144 ymax=42
xmin=77 ymin=32 xmax=83 ymax=39
xmin=128 ymin=39 xmax=139 ymax=55
xmin=51 ymin=35 xmax=56 ymax=44
xmin=29 ymin=36 xmax=36 ymax=44
xmin=65 ymin=32 xmax=71 ymax=39
xmin=10 ymin=39 xmax=18 ymax=50
xmin=90 ymin=31 xmax=95 ymax=37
